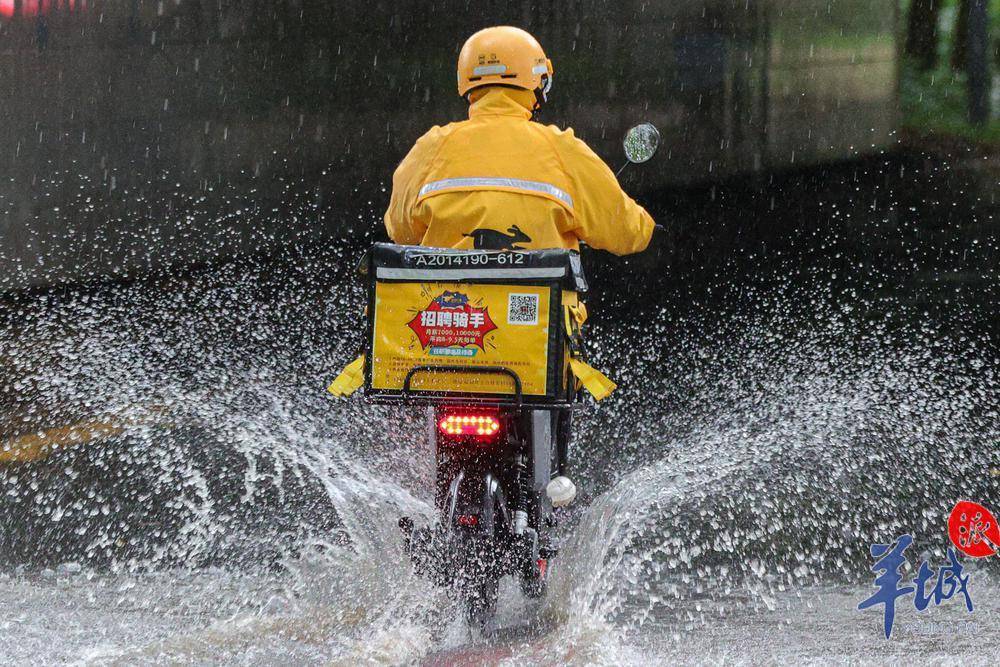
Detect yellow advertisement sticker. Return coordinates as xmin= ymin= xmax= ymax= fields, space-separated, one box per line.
xmin=370 ymin=282 xmax=552 ymax=396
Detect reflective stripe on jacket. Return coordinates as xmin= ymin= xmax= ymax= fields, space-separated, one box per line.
xmin=384 ymin=87 xmax=655 ymax=255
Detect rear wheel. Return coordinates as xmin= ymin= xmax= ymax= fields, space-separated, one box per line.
xmin=457 ymin=533 xmax=502 ymax=630
xmin=464 ymin=573 xmax=500 ymax=630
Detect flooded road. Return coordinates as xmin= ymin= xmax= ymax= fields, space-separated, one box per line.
xmin=1 ymin=153 xmax=998 ymax=664
xmin=1 ymin=547 xmax=997 ymax=664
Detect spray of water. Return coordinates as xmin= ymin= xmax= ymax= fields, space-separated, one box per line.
xmin=0 ymin=249 xmax=997 ymax=663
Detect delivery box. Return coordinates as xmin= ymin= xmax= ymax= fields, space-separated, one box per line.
xmin=361 ymin=243 xmax=588 ymax=404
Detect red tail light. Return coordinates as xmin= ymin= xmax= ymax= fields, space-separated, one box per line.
xmin=438 ymin=414 xmax=500 ymax=438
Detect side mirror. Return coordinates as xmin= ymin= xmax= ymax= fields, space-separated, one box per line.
xmin=623 ymin=123 xmax=660 ymax=164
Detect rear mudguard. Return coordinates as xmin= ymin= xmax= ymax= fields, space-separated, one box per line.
xmin=447 ymin=470 xmax=510 ymax=537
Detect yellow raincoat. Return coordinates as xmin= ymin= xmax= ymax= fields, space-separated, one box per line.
xmin=384 ymin=87 xmax=655 ymax=254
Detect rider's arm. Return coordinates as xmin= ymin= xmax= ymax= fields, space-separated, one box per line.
xmin=384 ymin=130 xmax=439 ymax=245
xmin=556 ymin=129 xmax=656 ymax=256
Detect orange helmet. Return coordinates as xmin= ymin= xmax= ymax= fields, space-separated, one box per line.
xmin=457 ymin=26 xmax=554 ymax=102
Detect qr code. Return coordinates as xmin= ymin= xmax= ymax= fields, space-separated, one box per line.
xmin=507 ymin=293 xmax=539 ymax=325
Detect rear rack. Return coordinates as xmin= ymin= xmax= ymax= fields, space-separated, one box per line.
xmin=369 ymin=396 xmax=574 ymax=410
xmin=367 ymin=364 xmax=572 ymax=410
xmin=403 ymin=365 xmax=524 ymax=407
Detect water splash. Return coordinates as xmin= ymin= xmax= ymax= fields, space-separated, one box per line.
xmin=0 ymin=249 xmax=997 ymax=663
xmin=551 ymin=296 xmax=999 ymax=646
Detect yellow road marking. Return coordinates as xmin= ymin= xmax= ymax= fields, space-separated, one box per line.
xmin=0 ymin=421 xmax=124 ymax=464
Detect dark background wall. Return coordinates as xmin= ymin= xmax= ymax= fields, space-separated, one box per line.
xmin=0 ymin=0 xmax=897 ymax=291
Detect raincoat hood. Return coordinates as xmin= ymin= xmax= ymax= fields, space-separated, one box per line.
xmin=468 ymin=87 xmax=535 ymax=120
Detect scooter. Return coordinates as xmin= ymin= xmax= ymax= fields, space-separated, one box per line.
xmin=398 ymin=385 xmax=575 ymax=628
xmin=331 ymin=123 xmax=661 ymax=630
xmin=394 ymin=124 xmax=661 ymax=630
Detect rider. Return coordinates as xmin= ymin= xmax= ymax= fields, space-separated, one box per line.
xmin=383 ymin=26 xmax=657 ymax=505
xmin=384 ymin=26 xmax=656 ymax=254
